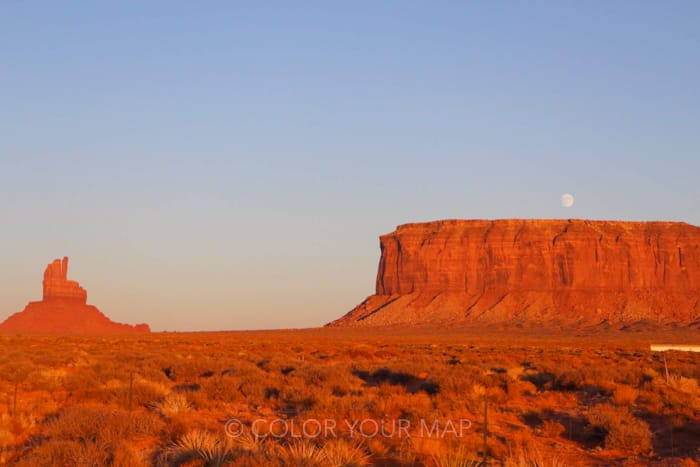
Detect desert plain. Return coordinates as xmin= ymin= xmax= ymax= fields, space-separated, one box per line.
xmin=1 ymin=327 xmax=699 ymax=466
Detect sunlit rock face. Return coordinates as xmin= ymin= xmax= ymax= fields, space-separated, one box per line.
xmin=330 ymin=219 xmax=700 ymax=327
xmin=42 ymin=257 xmax=87 ymax=303
xmin=0 ymin=257 xmax=150 ymax=334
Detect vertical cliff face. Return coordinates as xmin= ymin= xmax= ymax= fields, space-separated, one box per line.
xmin=330 ymin=219 xmax=700 ymax=327
xmin=43 ymin=257 xmax=88 ymax=303
xmin=0 ymin=257 xmax=150 ymax=334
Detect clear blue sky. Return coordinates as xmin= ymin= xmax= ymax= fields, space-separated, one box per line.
xmin=1 ymin=2 xmax=698 ymax=330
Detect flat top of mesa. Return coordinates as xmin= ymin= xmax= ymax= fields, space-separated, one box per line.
xmin=393 ymin=218 xmax=696 ymax=231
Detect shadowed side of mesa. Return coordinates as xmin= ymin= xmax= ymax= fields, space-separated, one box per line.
xmin=0 ymin=257 xmax=150 ymax=334
xmin=329 ymin=219 xmax=700 ymax=328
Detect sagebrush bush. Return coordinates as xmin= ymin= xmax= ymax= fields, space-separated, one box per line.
xmin=14 ymin=405 xmax=163 ymax=466
xmin=587 ymin=403 xmax=652 ymax=454
xmin=612 ymin=384 xmax=638 ymax=406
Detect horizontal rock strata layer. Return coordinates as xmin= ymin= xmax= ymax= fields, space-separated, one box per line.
xmin=330 ymin=219 xmax=700 ymax=327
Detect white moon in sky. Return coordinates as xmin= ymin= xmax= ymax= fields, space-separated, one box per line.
xmin=560 ymin=193 xmax=575 ymax=208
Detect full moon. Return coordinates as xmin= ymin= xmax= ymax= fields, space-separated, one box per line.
xmin=560 ymin=193 xmax=575 ymax=208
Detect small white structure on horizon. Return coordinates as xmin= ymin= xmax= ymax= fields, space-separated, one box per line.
xmin=650 ymin=344 xmax=700 ymax=352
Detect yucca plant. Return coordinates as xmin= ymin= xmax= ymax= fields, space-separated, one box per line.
xmin=152 ymin=392 xmax=190 ymax=418
xmin=282 ymin=439 xmax=326 ymax=466
xmin=321 ymin=439 xmax=371 ymax=466
xmin=167 ymin=429 xmax=233 ymax=467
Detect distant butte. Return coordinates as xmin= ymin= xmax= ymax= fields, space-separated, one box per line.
xmin=0 ymin=257 xmax=150 ymax=334
xmin=329 ymin=219 xmax=700 ymax=328
xmin=43 ymin=257 xmax=88 ymax=303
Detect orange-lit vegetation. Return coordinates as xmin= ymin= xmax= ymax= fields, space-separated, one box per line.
xmin=0 ymin=329 xmax=699 ymax=466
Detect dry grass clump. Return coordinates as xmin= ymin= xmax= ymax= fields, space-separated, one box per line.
xmin=14 ymin=405 xmax=163 ymax=466
xmin=670 ymin=375 xmax=700 ymax=396
xmin=319 ymin=438 xmax=370 ymax=466
xmin=432 ymin=442 xmax=479 ymax=467
xmin=153 ymin=392 xmax=191 ymax=418
xmin=587 ymin=403 xmax=652 ymax=454
xmin=612 ymin=384 xmax=638 ymax=405
xmin=504 ymin=445 xmax=567 ymax=467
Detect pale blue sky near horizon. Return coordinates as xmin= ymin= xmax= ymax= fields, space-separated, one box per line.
xmin=1 ymin=2 xmax=699 ymax=331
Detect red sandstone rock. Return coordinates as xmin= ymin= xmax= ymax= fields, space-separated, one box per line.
xmin=0 ymin=257 xmax=150 ymax=334
xmin=43 ymin=257 xmax=87 ymax=303
xmin=330 ymin=219 xmax=700 ymax=327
